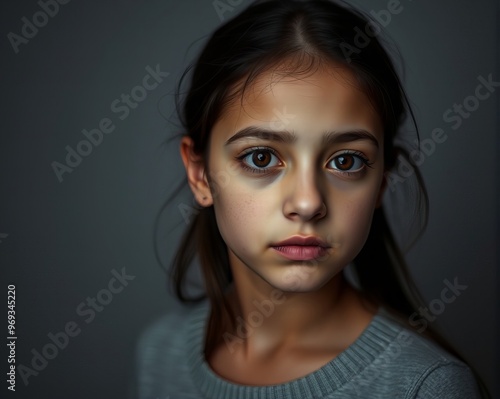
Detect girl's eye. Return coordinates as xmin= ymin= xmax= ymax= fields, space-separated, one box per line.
xmin=237 ymin=148 xmax=372 ymax=176
xmin=237 ymin=148 xmax=281 ymax=173
xmin=327 ymin=152 xmax=371 ymax=174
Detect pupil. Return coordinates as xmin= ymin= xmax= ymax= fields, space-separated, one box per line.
xmin=254 ymin=151 xmax=270 ymax=167
xmin=336 ymin=155 xmax=353 ymax=170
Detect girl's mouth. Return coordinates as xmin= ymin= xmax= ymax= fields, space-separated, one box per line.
xmin=271 ymin=245 xmax=329 ymax=261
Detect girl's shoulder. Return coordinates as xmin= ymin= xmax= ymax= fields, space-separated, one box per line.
xmin=375 ymin=307 xmax=460 ymax=364
xmin=133 ymin=300 xmax=209 ymax=399
xmin=364 ymin=308 xmax=481 ymax=398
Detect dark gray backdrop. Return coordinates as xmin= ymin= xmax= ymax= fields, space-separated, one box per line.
xmin=1 ymin=0 xmax=498 ymax=398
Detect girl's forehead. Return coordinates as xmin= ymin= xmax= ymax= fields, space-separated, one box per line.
xmin=214 ymin=64 xmax=383 ymax=140
xmin=251 ymin=68 xmax=369 ymax=112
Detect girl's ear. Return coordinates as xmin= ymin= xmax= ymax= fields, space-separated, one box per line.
xmin=180 ymin=136 xmax=214 ymax=207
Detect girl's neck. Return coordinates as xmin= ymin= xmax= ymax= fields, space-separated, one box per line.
xmin=219 ymin=272 xmax=378 ymax=362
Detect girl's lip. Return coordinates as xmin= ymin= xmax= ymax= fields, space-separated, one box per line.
xmin=270 ymin=235 xmax=330 ymax=248
xmin=271 ymin=245 xmax=329 ymax=261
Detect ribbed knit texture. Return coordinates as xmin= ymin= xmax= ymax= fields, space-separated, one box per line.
xmin=134 ymin=299 xmax=481 ymax=399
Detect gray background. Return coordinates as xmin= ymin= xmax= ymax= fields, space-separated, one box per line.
xmin=1 ymin=0 xmax=498 ymax=398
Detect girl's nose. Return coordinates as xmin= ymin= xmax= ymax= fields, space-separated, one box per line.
xmin=282 ymin=168 xmax=327 ymax=222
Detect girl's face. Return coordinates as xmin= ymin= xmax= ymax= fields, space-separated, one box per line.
xmin=204 ymin=63 xmax=385 ymax=292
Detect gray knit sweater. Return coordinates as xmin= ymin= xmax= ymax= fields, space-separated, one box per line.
xmin=134 ymin=299 xmax=481 ymax=399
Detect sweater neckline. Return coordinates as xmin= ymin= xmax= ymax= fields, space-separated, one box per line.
xmin=187 ymin=300 xmax=402 ymax=399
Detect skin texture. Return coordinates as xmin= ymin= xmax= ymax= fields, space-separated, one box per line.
xmin=180 ymin=62 xmax=386 ymax=385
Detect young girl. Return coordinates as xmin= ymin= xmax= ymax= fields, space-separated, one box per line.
xmin=135 ymin=0 xmax=489 ymax=398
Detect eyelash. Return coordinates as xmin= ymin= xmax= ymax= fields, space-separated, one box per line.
xmin=236 ymin=147 xmax=374 ymax=176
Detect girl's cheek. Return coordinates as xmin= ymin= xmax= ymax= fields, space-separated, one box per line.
xmin=214 ymin=189 xmax=258 ymax=231
xmin=332 ymin=190 xmax=378 ymax=240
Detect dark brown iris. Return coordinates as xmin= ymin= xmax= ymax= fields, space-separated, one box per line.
xmin=253 ymin=151 xmax=272 ymax=167
xmin=335 ymin=155 xmax=354 ymax=170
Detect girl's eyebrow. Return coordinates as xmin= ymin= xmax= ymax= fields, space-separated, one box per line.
xmin=224 ymin=126 xmax=379 ymax=148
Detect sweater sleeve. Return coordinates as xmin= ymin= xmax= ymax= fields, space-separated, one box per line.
xmin=410 ymin=362 xmax=482 ymax=399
